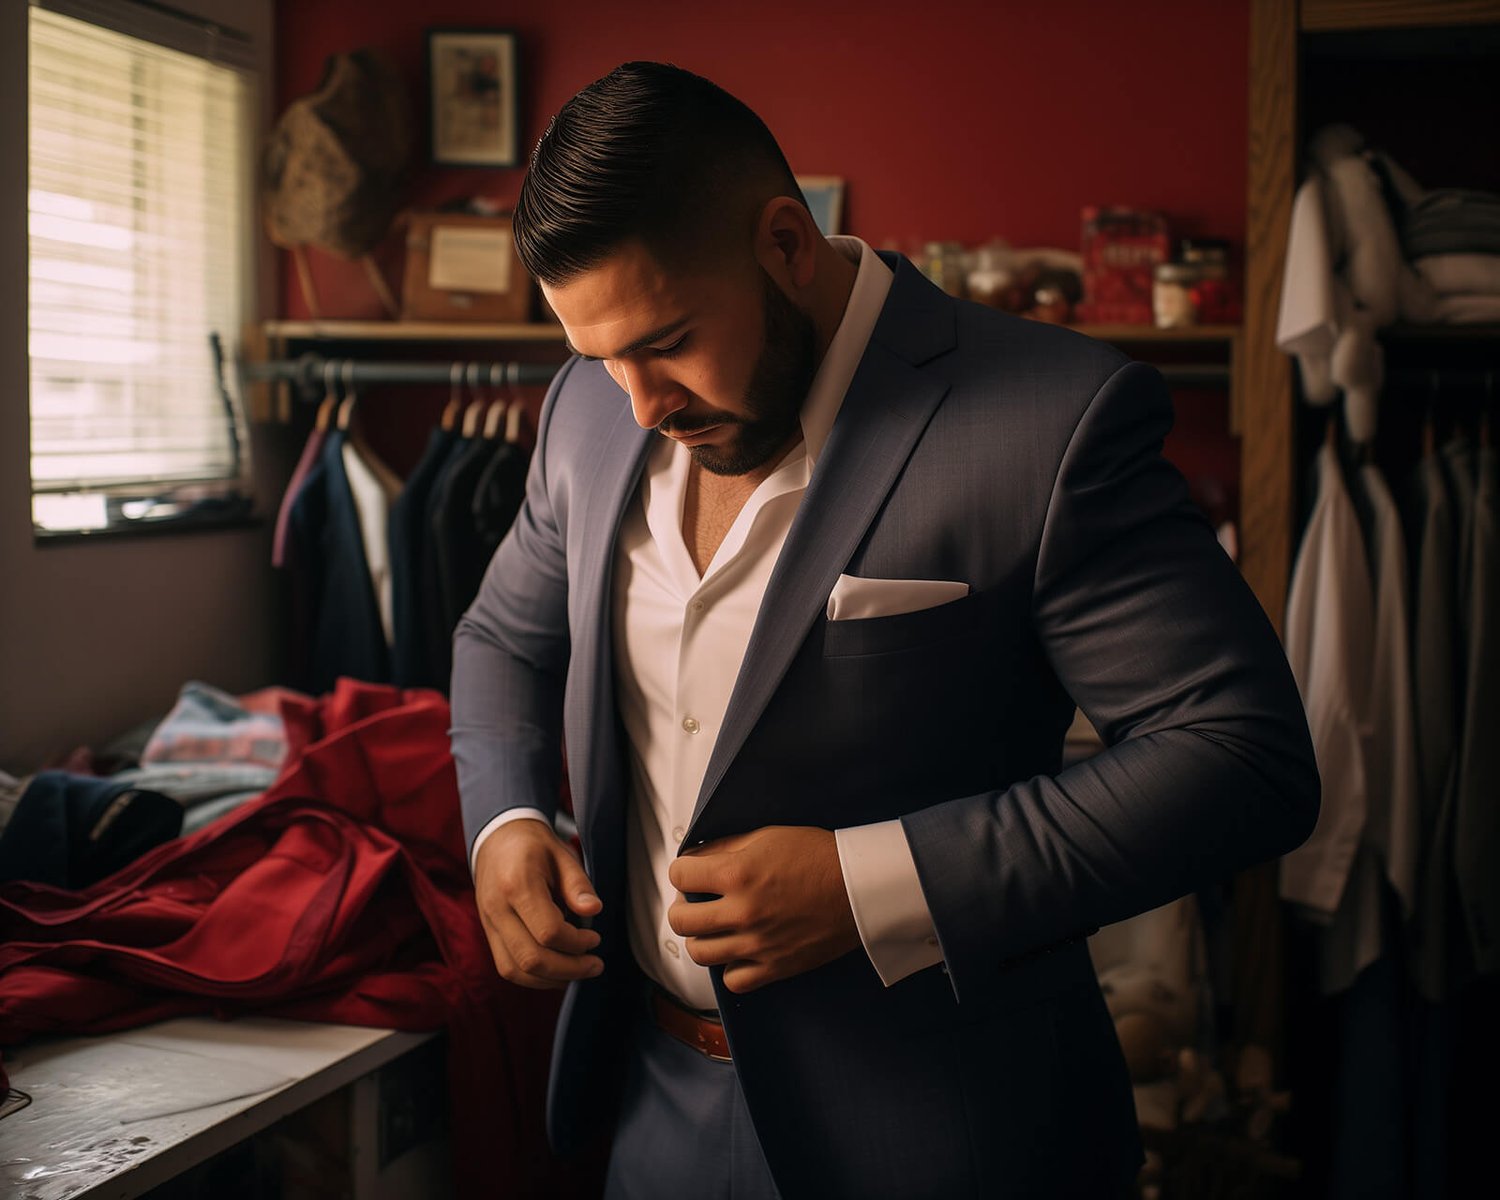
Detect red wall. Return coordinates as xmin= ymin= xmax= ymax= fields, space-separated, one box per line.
xmin=273 ymin=0 xmax=1249 ymax=321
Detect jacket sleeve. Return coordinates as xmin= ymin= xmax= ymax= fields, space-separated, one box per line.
xmin=450 ymin=357 xmax=579 ymax=859
xmin=901 ymin=359 xmax=1321 ymax=1006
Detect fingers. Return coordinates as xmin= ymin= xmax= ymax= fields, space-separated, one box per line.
xmin=483 ymin=924 xmax=566 ymax=990
xmin=494 ymin=908 xmax=603 ymax=983
xmin=472 ymin=820 xmax=605 ymax=988
xmin=667 ymin=849 xmax=734 ymax=894
xmin=682 ymin=933 xmax=752 ymax=968
xmin=551 ymin=842 xmax=603 ymax=918
xmin=666 ymin=896 xmax=739 ymax=938
xmin=722 ymin=961 xmax=773 ymax=994
xmin=513 ymin=879 xmax=601 ymax=956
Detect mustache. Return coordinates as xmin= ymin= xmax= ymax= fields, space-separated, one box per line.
xmin=657 ymin=413 xmax=744 ymax=436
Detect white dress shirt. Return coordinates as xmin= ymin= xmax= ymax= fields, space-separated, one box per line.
xmin=472 ymin=236 xmax=943 ymax=1010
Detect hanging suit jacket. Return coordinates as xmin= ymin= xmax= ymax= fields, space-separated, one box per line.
xmin=1454 ymin=443 xmax=1498 ymax=973
xmin=285 ymin=430 xmax=390 ymax=693
xmin=390 ymin=426 xmax=457 ymax=689
xmin=1405 ymin=447 xmax=1467 ymax=1000
xmin=450 ymin=253 xmax=1320 ymax=1199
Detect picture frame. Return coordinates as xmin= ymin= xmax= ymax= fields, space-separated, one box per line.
xmin=796 ymin=175 xmax=845 ymax=236
xmin=426 ymin=28 xmax=520 ymax=168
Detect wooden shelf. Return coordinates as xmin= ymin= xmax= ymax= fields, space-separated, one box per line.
xmin=1301 ymin=0 xmax=1500 ymax=32
xmin=264 ymin=319 xmax=567 ymax=342
xmin=1378 ymin=323 xmax=1500 ymax=342
xmin=1069 ymin=323 xmax=1241 ymax=344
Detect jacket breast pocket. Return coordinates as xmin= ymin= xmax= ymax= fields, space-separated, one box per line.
xmin=821 ymin=587 xmax=988 ymax=658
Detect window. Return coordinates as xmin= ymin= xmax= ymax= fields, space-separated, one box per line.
xmin=28 ymin=0 xmax=257 ymax=536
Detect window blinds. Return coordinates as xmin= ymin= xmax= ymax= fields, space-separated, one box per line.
xmin=28 ymin=2 xmax=254 ymax=530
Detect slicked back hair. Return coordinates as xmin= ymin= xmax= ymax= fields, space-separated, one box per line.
xmin=513 ymin=62 xmax=806 ymax=286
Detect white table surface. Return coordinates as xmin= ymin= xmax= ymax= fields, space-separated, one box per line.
xmin=0 ymin=1017 xmax=434 ymax=1200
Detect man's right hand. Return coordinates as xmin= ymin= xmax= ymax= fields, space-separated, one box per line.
xmin=473 ymin=817 xmax=604 ymax=989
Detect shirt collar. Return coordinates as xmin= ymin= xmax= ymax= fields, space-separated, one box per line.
xmin=798 ymin=235 xmax=894 ymax=468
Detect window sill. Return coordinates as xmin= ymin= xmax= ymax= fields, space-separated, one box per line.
xmin=33 ymin=506 xmax=265 ymax=547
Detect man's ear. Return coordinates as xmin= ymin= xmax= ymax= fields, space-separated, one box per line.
xmin=752 ymin=195 xmax=820 ymax=292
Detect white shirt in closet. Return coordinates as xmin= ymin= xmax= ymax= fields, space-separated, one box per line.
xmin=471 ymin=236 xmax=943 ymax=1010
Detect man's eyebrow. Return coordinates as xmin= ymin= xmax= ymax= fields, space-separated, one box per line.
xmin=565 ymin=317 xmax=690 ymax=362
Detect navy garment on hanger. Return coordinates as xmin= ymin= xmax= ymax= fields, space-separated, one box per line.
xmin=389 ymin=426 xmax=457 ymax=688
xmin=428 ymin=436 xmax=498 ymax=687
xmin=414 ymin=436 xmax=475 ymax=692
xmin=472 ymin=439 xmax=530 ymax=562
xmin=286 ymin=429 xmax=390 ymax=694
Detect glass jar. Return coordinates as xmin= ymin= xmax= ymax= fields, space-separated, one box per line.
xmin=1181 ymin=238 xmax=1236 ymax=324
xmin=1153 ymin=261 xmax=1200 ymax=329
xmin=922 ymin=241 xmax=968 ymax=297
xmin=965 ymin=241 xmax=1014 ymax=308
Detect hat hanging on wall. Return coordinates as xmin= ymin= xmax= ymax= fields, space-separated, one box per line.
xmin=263 ymin=49 xmax=415 ymax=318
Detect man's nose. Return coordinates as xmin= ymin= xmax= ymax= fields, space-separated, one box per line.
xmin=619 ymin=360 xmax=686 ymax=431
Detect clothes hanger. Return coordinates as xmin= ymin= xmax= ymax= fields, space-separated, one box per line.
xmin=441 ymin=361 xmax=463 ymax=431
xmin=315 ymin=359 xmax=339 ymax=432
xmin=336 ymin=359 xmax=358 ymax=432
xmin=482 ymin=362 xmax=510 ymax=440
xmin=505 ymin=361 xmax=527 ymax=445
xmin=461 ymin=362 xmax=486 ymax=438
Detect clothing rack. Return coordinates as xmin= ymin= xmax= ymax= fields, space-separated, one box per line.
xmin=216 ymin=333 xmax=562 ymax=412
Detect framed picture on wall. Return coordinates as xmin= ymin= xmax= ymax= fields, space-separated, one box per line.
xmin=427 ymin=28 xmax=520 ymax=167
xmin=796 ymin=175 xmax=845 ymax=236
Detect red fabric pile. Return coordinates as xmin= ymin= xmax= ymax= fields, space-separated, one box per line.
xmin=0 ymin=680 xmax=583 ymax=1197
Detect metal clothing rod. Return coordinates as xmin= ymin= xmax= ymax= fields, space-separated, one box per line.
xmin=241 ymin=352 xmax=562 ymax=395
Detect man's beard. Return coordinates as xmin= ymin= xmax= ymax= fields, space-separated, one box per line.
xmin=659 ymin=269 xmax=817 ymax=476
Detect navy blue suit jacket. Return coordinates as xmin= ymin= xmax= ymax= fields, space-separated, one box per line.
xmin=450 ymin=253 xmax=1319 ymax=1198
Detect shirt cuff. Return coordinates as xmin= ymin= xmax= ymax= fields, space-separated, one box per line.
xmin=470 ymin=807 xmax=552 ymax=877
xmin=835 ymin=819 xmax=945 ymax=986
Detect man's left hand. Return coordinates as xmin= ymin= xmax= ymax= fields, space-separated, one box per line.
xmin=666 ymin=825 xmax=861 ymax=994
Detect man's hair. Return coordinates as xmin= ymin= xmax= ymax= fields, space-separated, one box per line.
xmin=513 ymin=62 xmax=805 ymax=285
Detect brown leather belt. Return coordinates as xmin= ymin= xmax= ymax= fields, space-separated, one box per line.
xmin=649 ymin=984 xmax=732 ymax=1062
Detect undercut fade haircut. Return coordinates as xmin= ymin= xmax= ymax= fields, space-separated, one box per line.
xmin=513 ymin=62 xmax=806 ymax=286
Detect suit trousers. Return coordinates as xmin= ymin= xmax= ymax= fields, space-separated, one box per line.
xmin=604 ymin=993 xmax=782 ymax=1200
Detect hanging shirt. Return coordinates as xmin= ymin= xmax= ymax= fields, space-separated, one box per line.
xmin=1281 ymin=439 xmax=1374 ymax=927
xmin=342 ymin=437 xmax=399 ymax=648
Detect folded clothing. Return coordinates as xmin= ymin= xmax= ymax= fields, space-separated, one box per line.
xmin=141 ymin=681 xmax=296 ymax=771
xmin=1432 ymin=293 xmax=1500 ymax=324
xmin=0 ymin=772 xmax=181 ymax=888
xmin=1403 ymin=188 xmax=1500 ymax=259
xmin=0 ymin=679 xmax=584 ymax=1200
xmin=1414 ymin=253 xmax=1500 ymax=297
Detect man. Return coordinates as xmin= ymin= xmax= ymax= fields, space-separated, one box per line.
xmin=451 ymin=62 xmax=1319 ymax=1199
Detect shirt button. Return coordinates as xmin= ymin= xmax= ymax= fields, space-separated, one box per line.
xmin=664 ymin=939 xmax=680 ymax=958
xmin=689 ymin=599 xmax=706 ymax=613
xmin=682 ymin=716 xmax=700 ymax=734
xmin=672 ymin=826 xmax=685 ymax=841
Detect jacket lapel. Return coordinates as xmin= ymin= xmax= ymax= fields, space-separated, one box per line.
xmin=566 ymin=399 xmax=652 ymax=851
xmin=687 ymin=256 xmax=958 ymax=832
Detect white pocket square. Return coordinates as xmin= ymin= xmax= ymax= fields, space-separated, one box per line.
xmin=826 ymin=574 xmax=971 ymax=621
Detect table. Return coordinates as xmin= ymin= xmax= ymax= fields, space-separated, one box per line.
xmin=0 ymin=1017 xmax=438 ymax=1200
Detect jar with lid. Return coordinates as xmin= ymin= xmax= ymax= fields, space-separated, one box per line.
xmin=965 ymin=240 xmax=1014 ymax=308
xmin=1153 ymin=260 xmax=1200 ymax=328
xmin=922 ymin=241 xmax=968 ymax=298
xmin=1180 ymin=238 xmax=1237 ymax=323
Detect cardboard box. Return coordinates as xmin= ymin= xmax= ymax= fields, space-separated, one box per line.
xmin=401 ymin=212 xmax=533 ymax=322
